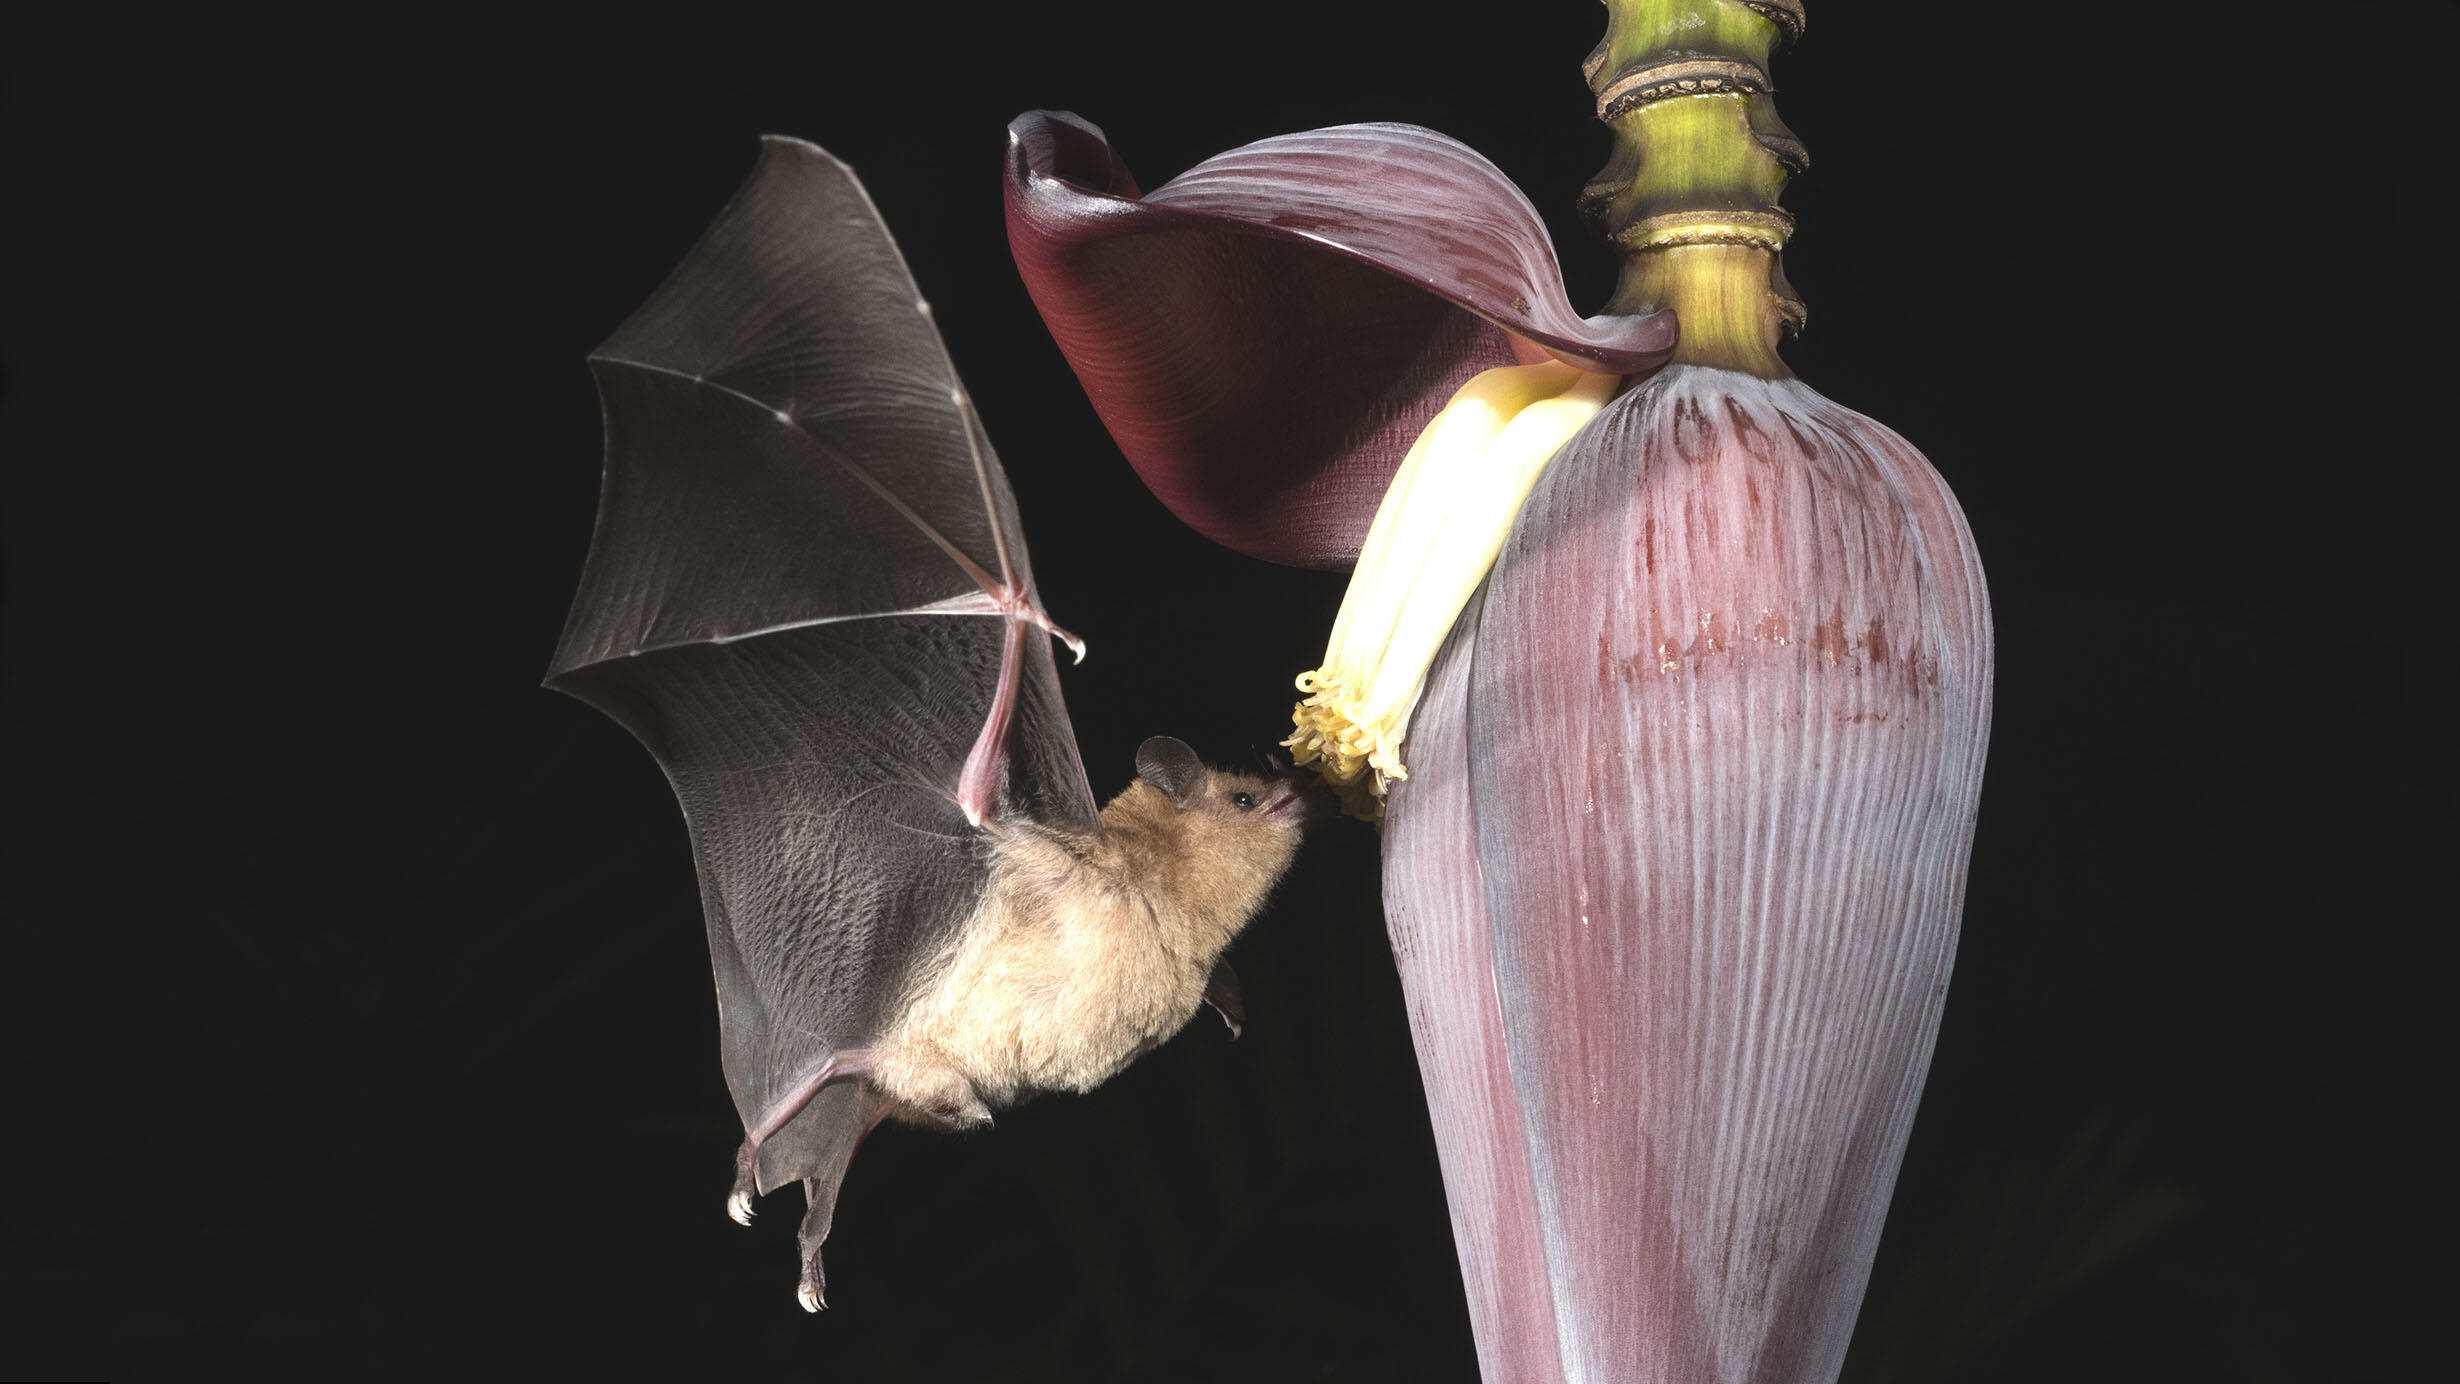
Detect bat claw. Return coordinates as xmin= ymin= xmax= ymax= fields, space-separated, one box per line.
xmin=728 ymin=1138 xmax=761 ymax=1225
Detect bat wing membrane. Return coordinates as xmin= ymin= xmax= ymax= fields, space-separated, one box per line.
xmin=546 ymin=137 xmax=1098 ymax=1198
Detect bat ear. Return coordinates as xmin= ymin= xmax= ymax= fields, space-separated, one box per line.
xmin=1135 ymin=736 xmax=1208 ymax=808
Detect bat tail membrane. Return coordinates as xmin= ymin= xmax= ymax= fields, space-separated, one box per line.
xmin=731 ymin=1047 xmax=880 ymax=1223
xmin=726 ymin=1059 xmax=891 ymax=1313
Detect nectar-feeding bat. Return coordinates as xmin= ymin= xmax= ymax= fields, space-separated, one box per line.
xmin=545 ymin=136 xmax=1317 ymax=1310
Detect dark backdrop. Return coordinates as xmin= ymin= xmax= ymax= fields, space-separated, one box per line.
xmin=7 ymin=5 xmax=2439 ymax=1378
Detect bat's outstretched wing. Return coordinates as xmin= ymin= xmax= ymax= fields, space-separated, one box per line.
xmin=545 ymin=138 xmax=1099 ymax=1242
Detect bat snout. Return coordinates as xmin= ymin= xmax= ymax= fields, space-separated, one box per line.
xmin=1259 ymin=774 xmax=1335 ymax=826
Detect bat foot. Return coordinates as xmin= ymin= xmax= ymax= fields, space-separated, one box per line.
xmin=798 ymin=1259 xmax=829 ymax=1312
xmin=728 ymin=1138 xmax=761 ymax=1224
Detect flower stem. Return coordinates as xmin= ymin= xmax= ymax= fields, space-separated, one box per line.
xmin=1582 ymin=0 xmax=1807 ymax=378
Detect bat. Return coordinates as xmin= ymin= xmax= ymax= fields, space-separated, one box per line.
xmin=544 ymin=136 xmax=1320 ymax=1310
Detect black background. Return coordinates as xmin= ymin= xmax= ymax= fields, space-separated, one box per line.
xmin=7 ymin=4 xmax=2441 ymax=1378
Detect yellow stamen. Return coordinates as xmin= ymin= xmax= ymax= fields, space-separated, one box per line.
xmin=1288 ymin=360 xmax=1622 ymax=820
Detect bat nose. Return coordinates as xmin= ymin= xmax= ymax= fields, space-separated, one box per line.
xmin=1262 ymin=775 xmax=1336 ymax=825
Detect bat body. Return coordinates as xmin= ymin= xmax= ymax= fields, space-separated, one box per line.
xmin=546 ymin=137 xmax=1313 ymax=1310
xmin=874 ymin=747 xmax=1309 ymax=1126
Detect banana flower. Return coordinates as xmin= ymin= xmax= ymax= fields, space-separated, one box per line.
xmin=1006 ymin=78 xmax=1989 ymax=1384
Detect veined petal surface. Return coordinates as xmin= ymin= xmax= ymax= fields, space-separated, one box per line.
xmin=1393 ymin=364 xmax=1992 ymax=1382
xmin=1382 ymin=587 xmax=1567 ymax=1384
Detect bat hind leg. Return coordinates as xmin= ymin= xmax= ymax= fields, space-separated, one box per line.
xmin=728 ymin=1047 xmax=878 ymax=1225
xmin=791 ymin=1100 xmax=889 ymax=1313
xmin=796 ymin=1193 xmax=833 ymax=1312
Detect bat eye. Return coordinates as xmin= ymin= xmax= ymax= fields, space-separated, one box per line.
xmin=1231 ymin=791 xmax=1256 ymax=810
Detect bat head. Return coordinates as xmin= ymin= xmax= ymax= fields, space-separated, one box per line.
xmin=1136 ymin=736 xmax=1329 ymax=829
xmin=1112 ymin=737 xmax=1319 ymax=933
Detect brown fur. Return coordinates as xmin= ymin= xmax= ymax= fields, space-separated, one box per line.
xmin=870 ymin=764 xmax=1309 ymax=1126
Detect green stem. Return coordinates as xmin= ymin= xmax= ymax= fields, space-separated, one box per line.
xmin=1583 ymin=0 xmax=1806 ymax=377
